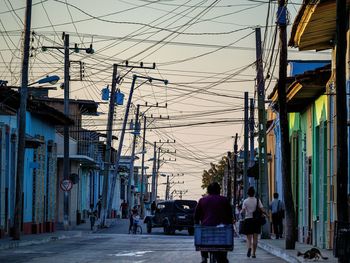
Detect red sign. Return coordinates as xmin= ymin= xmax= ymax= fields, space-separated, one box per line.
xmin=60 ymin=179 xmax=73 ymax=192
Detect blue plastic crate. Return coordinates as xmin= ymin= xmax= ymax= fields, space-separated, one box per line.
xmin=194 ymin=225 xmax=233 ymax=251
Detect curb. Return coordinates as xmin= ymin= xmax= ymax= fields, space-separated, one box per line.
xmin=0 ymin=231 xmax=83 ymax=251
xmin=258 ymin=241 xmax=301 ymax=263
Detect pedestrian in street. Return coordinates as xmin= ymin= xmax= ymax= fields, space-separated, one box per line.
xmin=151 ymin=201 xmax=156 ymax=215
xmin=96 ymin=195 xmax=102 ymax=219
xmin=194 ymin=182 xmax=233 ymax=263
xmin=270 ymin=192 xmax=285 ymax=239
xmin=88 ymin=204 xmax=97 ymax=231
xmin=241 ymin=186 xmax=265 ymax=259
xmin=120 ymin=200 xmax=128 ymax=219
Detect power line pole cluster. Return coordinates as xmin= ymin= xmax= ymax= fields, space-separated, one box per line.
xmin=107 ymin=74 xmax=168 ymax=217
xmin=151 ymin=139 xmax=176 ymax=202
xmin=164 ymin=173 xmax=184 ymax=200
xmin=137 ymin=103 xmax=167 ymax=217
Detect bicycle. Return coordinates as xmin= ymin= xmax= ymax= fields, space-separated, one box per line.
xmin=132 ymin=216 xmax=142 ymax=234
xmin=194 ymin=224 xmax=234 ymax=263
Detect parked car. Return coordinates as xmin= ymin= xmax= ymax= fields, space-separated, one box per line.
xmin=144 ymin=200 xmax=197 ymax=235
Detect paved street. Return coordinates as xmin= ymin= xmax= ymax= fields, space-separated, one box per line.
xmin=0 ymin=220 xmax=286 ymax=263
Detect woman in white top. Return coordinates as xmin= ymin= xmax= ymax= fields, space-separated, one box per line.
xmin=241 ymin=186 xmax=265 ymax=259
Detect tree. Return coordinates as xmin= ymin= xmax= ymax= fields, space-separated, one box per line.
xmin=201 ymin=157 xmax=227 ymax=190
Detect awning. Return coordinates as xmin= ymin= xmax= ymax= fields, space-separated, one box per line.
xmin=289 ymin=0 xmax=350 ymax=51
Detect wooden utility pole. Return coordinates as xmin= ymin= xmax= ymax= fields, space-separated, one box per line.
xmin=335 ymin=0 xmax=349 ymax=222
xmin=13 ymin=0 xmax=32 ymax=240
xmin=277 ymin=0 xmax=296 ymax=249
xmin=335 ymin=1 xmax=348 ymax=262
xmin=255 ymin=27 xmax=269 ymax=239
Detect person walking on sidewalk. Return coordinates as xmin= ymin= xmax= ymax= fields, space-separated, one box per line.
xmin=241 ymin=186 xmax=265 ymax=259
xmin=88 ymin=204 xmax=97 ymax=231
xmin=120 ymin=200 xmax=128 ymax=219
xmin=194 ymin=182 xmax=233 ymax=263
xmin=270 ymin=192 xmax=284 ymax=239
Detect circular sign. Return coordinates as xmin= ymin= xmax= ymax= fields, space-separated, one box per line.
xmin=60 ymin=179 xmax=73 ymax=192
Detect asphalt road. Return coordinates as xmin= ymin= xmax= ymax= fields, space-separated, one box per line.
xmin=0 ymin=220 xmax=287 ymax=263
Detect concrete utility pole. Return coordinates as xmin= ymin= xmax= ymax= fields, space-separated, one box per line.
xmin=100 ymin=64 xmax=119 ymax=226
xmin=165 ymin=175 xmax=170 ymax=200
xmin=243 ymin=92 xmax=249 ymax=199
xmin=140 ymin=114 xmax=147 ymax=217
xmin=255 ymin=27 xmax=269 ymax=239
xmin=42 ymin=33 xmax=94 ymax=230
xmin=226 ymin=152 xmax=232 ymax=204
xmin=233 ymin=133 xmax=238 ymax=208
xmin=335 ymin=1 xmax=349 ymax=262
xmin=249 ymin=98 xmax=255 ymax=186
xmin=13 ymin=0 xmax=32 ymax=240
xmin=151 ymin=142 xmax=157 ymax=202
xmin=128 ymin=104 xmax=140 ymax=212
xmin=107 ymin=75 xmax=167 ymax=215
xmin=277 ymin=0 xmax=296 ymax=249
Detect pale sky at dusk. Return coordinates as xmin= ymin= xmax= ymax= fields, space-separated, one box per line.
xmin=0 ymin=0 xmax=330 ymax=200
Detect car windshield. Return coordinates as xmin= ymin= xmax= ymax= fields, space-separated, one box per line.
xmin=174 ymin=200 xmax=197 ymax=212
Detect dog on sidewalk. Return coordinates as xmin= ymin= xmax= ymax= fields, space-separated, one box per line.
xmin=297 ymin=247 xmax=328 ymax=260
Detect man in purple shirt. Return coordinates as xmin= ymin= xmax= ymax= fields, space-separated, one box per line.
xmin=194 ymin=182 xmax=233 ymax=263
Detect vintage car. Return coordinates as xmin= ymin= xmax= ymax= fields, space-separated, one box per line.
xmin=144 ymin=200 xmax=197 ymax=235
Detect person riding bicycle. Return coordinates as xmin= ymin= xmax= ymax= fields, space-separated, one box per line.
xmin=194 ymin=182 xmax=233 ymax=263
xmin=129 ymin=206 xmax=138 ymax=234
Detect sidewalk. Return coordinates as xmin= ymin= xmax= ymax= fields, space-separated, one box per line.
xmin=258 ymin=237 xmax=337 ymax=263
xmin=0 ymin=218 xmax=119 ymax=251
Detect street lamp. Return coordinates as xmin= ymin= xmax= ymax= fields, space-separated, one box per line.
xmin=28 ymin=75 xmax=60 ymax=86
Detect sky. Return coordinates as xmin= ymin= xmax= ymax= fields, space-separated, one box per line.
xmin=0 ymin=0 xmax=331 ymax=200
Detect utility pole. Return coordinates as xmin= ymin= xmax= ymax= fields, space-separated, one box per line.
xmin=233 ymin=133 xmax=238 ymax=208
xmin=165 ymin=175 xmax=170 ymax=200
xmin=128 ymin=104 xmax=140 ymax=212
xmin=255 ymin=27 xmax=270 ymax=239
xmin=226 ymin=152 xmax=232 ymax=204
xmin=336 ymin=0 xmax=349 ymax=222
xmin=140 ymin=114 xmax=147 ymax=218
xmin=13 ymin=0 xmax=32 ymax=240
xmin=243 ymin=92 xmax=249 ymax=199
xmin=249 ymin=97 xmax=255 ymax=186
xmin=42 ymin=33 xmax=94 ymax=230
xmin=335 ymin=1 xmax=348 ymax=262
xmin=151 ymin=142 xmax=157 ymax=202
xmin=63 ymin=33 xmax=70 ymax=230
xmin=277 ymin=0 xmax=296 ymax=249
xmin=100 ymin=64 xmax=119 ymax=226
